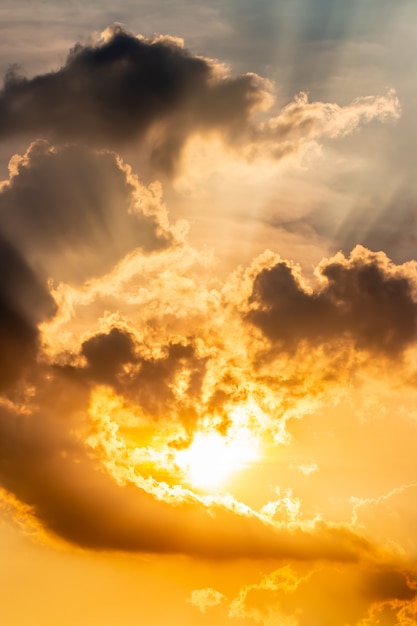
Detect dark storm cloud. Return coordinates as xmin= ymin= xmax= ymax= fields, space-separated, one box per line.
xmin=246 ymin=247 xmax=417 ymax=356
xmin=0 ymin=140 xmax=175 ymax=283
xmin=0 ymin=27 xmax=268 ymax=174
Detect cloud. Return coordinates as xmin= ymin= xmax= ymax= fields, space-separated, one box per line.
xmin=263 ymin=89 xmax=400 ymax=142
xmin=0 ymin=236 xmax=407 ymax=561
xmin=188 ymin=587 xmax=225 ymax=612
xmin=294 ymin=462 xmax=319 ymax=476
xmin=0 ymin=26 xmax=270 ymax=174
xmin=79 ymin=327 xmax=207 ymax=420
xmin=0 ymin=26 xmax=401 ymax=179
xmin=0 ymin=359 xmax=378 ymax=560
xmin=80 ymin=326 xmax=137 ymax=383
xmin=0 ymin=140 xmax=176 ymax=284
xmin=0 ymin=233 xmax=56 ymax=390
xmin=0 ymin=26 xmax=414 ymax=600
xmin=0 ymin=142 xmax=414 ymax=561
xmin=228 ymin=563 xmax=417 ymax=626
xmin=245 ymin=246 xmax=417 ymax=357
xmin=352 ymin=484 xmax=417 ymax=559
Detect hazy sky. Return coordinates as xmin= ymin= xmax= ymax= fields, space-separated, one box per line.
xmin=0 ymin=2 xmax=416 ymax=625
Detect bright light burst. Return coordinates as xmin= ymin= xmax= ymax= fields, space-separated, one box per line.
xmin=175 ymin=428 xmax=259 ymax=490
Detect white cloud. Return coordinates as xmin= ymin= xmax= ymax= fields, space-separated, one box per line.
xmin=188 ymin=587 xmax=225 ymax=612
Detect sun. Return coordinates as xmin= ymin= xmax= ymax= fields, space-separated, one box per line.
xmin=175 ymin=429 xmax=259 ymax=490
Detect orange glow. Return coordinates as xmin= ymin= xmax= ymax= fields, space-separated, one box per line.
xmin=0 ymin=13 xmax=416 ymax=626
xmin=175 ymin=429 xmax=259 ymax=490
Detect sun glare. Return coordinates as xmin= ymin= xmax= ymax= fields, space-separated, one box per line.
xmin=175 ymin=429 xmax=259 ymax=490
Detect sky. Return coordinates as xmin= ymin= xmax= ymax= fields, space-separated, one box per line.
xmin=0 ymin=1 xmax=416 ymax=625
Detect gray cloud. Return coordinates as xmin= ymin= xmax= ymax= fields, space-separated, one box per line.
xmin=0 ymin=27 xmax=268 ymax=174
xmin=246 ymin=247 xmax=417 ymax=356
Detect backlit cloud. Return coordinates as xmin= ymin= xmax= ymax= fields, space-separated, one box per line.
xmin=0 ymin=140 xmax=176 ymax=284
xmin=0 ymin=27 xmax=271 ymax=174
xmin=246 ymin=246 xmax=417 ymax=357
xmin=227 ymin=563 xmax=417 ymax=626
xmin=0 ymin=233 xmax=55 ymax=390
xmin=0 ymin=26 xmax=401 ymax=178
xmin=0 ymin=357 xmax=377 ymax=560
xmin=188 ymin=587 xmax=226 ymax=612
xmin=0 ymin=16 xmax=415 ymax=626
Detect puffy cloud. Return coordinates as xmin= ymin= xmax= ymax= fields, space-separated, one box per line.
xmin=352 ymin=484 xmax=417 ymax=559
xmin=263 ymin=89 xmax=400 ymax=142
xmin=0 ymin=27 xmax=400 ymax=179
xmin=81 ymin=327 xmax=136 ymax=381
xmin=0 ymin=26 xmax=270 ymax=174
xmin=246 ymin=246 xmax=417 ymax=357
xmin=0 ymin=149 xmax=414 ymax=561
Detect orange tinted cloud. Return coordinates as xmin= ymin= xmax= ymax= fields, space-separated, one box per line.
xmin=227 ymin=563 xmax=417 ymax=626
xmin=0 ymin=25 xmax=415 ymax=626
xmin=0 ymin=362 xmax=376 ymax=560
xmin=0 ymin=140 xmax=176 ymax=284
xmin=0 ymin=27 xmax=400 ymax=179
xmin=0 ymin=233 xmax=55 ymax=390
xmin=246 ymin=246 xmax=417 ymax=357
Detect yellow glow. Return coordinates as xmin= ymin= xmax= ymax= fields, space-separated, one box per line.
xmin=175 ymin=429 xmax=259 ymax=490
